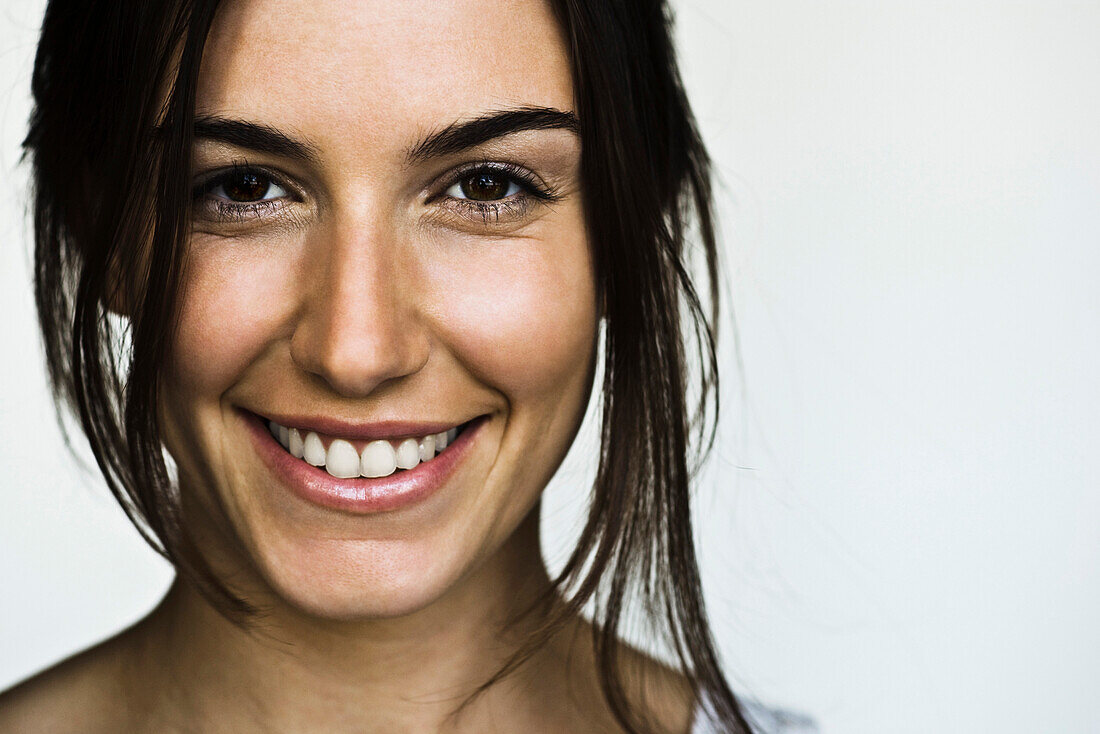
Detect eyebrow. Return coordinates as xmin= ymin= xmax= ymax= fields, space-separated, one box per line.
xmin=187 ymin=105 xmax=579 ymax=165
xmin=191 ymin=115 xmax=319 ymax=162
xmin=406 ymin=106 xmax=579 ymax=163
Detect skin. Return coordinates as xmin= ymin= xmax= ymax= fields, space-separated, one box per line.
xmin=0 ymin=1 xmax=695 ymax=732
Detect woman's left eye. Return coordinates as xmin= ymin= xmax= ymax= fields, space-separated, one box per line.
xmin=433 ymin=163 xmax=560 ymax=226
xmin=444 ymin=169 xmax=524 ymax=201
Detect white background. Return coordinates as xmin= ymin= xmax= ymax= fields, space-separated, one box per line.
xmin=2 ymin=2 xmax=1098 ymax=732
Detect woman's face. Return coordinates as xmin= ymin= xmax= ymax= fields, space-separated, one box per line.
xmin=159 ymin=0 xmax=596 ymax=619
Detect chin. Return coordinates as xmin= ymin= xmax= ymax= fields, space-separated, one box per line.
xmin=247 ymin=529 xmax=472 ymax=621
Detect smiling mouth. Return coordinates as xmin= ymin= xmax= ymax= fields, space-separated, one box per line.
xmin=265 ymin=419 xmax=470 ymax=480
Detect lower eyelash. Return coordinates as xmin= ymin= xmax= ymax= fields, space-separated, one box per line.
xmin=451 ymin=197 xmax=533 ymax=224
xmin=200 ymin=197 xmax=281 ymax=222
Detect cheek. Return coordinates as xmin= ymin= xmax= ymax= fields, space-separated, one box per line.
xmin=168 ymin=243 xmax=294 ymax=397
xmin=425 ymin=232 xmax=597 ymax=398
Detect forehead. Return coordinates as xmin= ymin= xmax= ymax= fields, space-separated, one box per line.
xmin=196 ymin=0 xmax=574 ymax=148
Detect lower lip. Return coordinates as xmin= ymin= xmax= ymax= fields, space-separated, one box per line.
xmin=242 ymin=412 xmax=485 ymax=514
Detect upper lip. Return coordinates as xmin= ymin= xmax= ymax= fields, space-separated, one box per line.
xmin=245 ymin=409 xmax=471 ymax=441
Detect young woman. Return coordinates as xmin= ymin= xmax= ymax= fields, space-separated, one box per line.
xmin=1 ymin=1 xmax=815 ymax=732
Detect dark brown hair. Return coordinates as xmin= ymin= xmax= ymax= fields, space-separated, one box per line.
xmin=25 ymin=1 xmax=750 ymax=731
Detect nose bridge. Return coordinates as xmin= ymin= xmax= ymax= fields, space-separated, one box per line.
xmin=291 ymin=214 xmax=427 ymax=396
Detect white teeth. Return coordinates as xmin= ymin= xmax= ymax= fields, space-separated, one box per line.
xmin=418 ymin=434 xmax=436 ymax=462
xmin=395 ymin=438 xmax=420 ymax=470
xmin=303 ymin=431 xmax=326 ymax=466
xmin=267 ymin=417 xmax=466 ymax=477
xmin=360 ymin=439 xmax=397 ymax=478
xmin=288 ymin=428 xmax=304 ymax=459
xmin=325 ymin=439 xmax=361 ymax=479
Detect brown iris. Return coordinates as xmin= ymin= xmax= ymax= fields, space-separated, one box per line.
xmin=459 ymin=170 xmax=511 ymax=201
xmin=223 ymin=170 xmax=271 ymax=202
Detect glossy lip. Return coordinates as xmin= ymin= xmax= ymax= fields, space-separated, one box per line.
xmin=241 ymin=409 xmax=487 ymax=514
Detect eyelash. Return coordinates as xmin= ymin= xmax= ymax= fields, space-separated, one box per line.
xmin=436 ymin=161 xmax=561 ymax=224
xmin=190 ymin=163 xmax=288 ymax=224
xmin=191 ymin=161 xmax=561 ymax=226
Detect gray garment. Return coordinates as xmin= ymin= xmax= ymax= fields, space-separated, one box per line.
xmin=691 ymin=697 xmax=820 ymax=734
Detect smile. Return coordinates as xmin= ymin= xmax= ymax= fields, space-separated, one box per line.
xmin=266 ymin=420 xmax=461 ymax=479
xmin=243 ymin=411 xmax=485 ymax=514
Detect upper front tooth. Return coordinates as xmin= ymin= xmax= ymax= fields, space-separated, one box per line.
xmin=446 ymin=427 xmax=457 ymax=444
xmin=326 ymin=439 xmax=361 ymax=478
xmin=418 ymin=434 xmax=436 ymax=462
xmin=303 ymin=431 xmax=326 ymax=466
xmin=278 ymin=424 xmax=290 ymax=448
xmin=434 ymin=430 xmax=448 ymax=450
xmin=395 ymin=438 xmax=420 ymax=470
xmin=361 ymin=440 xmax=397 ymax=478
xmin=288 ymin=428 xmax=305 ymax=459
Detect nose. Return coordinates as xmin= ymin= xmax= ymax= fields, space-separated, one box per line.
xmin=289 ymin=218 xmax=429 ymax=397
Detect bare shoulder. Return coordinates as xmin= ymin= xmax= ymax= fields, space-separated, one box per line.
xmin=616 ymin=639 xmax=698 ymax=734
xmin=545 ymin=615 xmax=697 ymax=734
xmin=0 ymin=628 xmax=144 ymax=734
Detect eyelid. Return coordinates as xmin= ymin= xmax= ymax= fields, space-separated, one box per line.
xmin=420 ymin=161 xmax=563 ymax=229
xmin=193 ymin=163 xmax=300 ymax=200
xmin=433 ymin=161 xmax=560 ymax=203
xmin=190 ymin=163 xmax=309 ymax=228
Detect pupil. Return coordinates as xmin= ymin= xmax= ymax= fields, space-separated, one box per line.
xmin=460 ymin=171 xmax=509 ymax=201
xmin=225 ymin=171 xmax=268 ymax=202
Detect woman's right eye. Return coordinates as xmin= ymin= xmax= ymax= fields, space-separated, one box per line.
xmin=203 ymin=169 xmax=288 ymax=204
xmin=193 ymin=166 xmax=296 ymax=224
